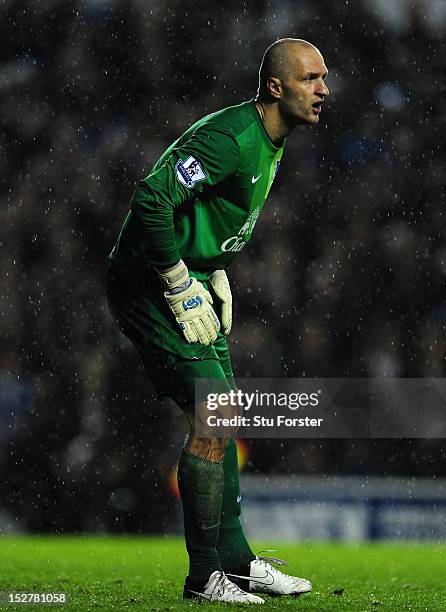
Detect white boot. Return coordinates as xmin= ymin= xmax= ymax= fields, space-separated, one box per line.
xmin=184 ymin=570 xmax=265 ymax=603
xmin=228 ymin=554 xmax=312 ymax=596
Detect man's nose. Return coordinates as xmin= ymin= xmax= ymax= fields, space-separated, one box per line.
xmin=317 ymin=80 xmax=329 ymax=97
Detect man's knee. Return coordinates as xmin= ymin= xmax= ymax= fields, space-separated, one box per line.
xmin=182 ymin=390 xmax=243 ymax=462
xmin=185 ymin=435 xmax=230 ymax=462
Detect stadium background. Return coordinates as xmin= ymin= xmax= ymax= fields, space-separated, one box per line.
xmin=1 ymin=0 xmax=445 ymax=536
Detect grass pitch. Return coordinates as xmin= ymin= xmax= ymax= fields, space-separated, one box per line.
xmin=0 ymin=536 xmax=445 ymax=610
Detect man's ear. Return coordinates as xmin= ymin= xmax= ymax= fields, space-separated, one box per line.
xmin=266 ymin=76 xmax=282 ymax=100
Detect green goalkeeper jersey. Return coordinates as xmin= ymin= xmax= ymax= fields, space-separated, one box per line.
xmin=110 ymin=100 xmax=284 ymax=271
xmin=108 ymin=99 xmax=285 ymax=358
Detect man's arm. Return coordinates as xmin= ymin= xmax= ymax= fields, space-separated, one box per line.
xmin=129 ymin=125 xmax=240 ymax=344
xmin=130 ymin=126 xmax=240 ymax=268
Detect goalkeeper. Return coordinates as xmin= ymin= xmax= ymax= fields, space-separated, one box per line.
xmin=107 ymin=38 xmax=329 ymax=604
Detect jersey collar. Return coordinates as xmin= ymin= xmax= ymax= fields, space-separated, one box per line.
xmin=249 ymin=99 xmax=284 ymax=153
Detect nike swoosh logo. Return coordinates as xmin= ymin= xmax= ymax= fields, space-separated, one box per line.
xmin=251 ymin=174 xmax=262 ymax=183
xmin=236 ymin=495 xmax=242 ymax=502
xmin=201 ymin=521 xmax=220 ymax=531
xmin=249 ymin=573 xmax=275 ymax=586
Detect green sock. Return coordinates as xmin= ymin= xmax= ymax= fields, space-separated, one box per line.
xmin=217 ymin=438 xmax=255 ymax=568
xmin=177 ymin=451 xmax=224 ymax=583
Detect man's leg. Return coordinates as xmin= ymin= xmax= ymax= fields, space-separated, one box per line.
xmin=212 ymin=334 xmax=255 ymax=570
xmin=178 ymin=427 xmax=263 ymax=603
xmin=218 ymin=437 xmax=255 ymax=569
xmin=203 ymin=339 xmax=312 ymax=597
xmin=166 ymin=357 xmax=232 ymax=586
xmin=177 ymin=433 xmax=228 ymax=584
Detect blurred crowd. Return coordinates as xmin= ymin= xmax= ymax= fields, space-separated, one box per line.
xmin=1 ymin=0 xmax=446 ymax=532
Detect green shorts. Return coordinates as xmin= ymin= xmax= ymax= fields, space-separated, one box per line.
xmin=107 ymin=262 xmax=235 ymax=408
xmin=138 ymin=334 xmax=235 ymax=409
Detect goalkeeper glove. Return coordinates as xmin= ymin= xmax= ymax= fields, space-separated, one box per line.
xmin=209 ymin=269 xmax=232 ymax=335
xmin=157 ymin=260 xmax=220 ymax=345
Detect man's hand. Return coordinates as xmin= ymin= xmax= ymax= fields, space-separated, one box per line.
xmin=209 ymin=269 xmax=232 ymax=335
xmin=158 ymin=260 xmax=220 ymax=345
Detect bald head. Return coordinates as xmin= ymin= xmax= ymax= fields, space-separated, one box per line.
xmin=258 ymin=38 xmax=323 ymax=100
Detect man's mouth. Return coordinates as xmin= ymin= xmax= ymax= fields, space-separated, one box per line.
xmin=312 ymin=101 xmax=323 ymax=114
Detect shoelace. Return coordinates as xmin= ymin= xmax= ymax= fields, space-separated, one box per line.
xmin=256 ymin=554 xmax=308 ymax=587
xmin=257 ymin=550 xmax=289 ymax=567
xmin=212 ymin=572 xmax=249 ymax=599
xmin=212 ymin=572 xmax=226 ymax=598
